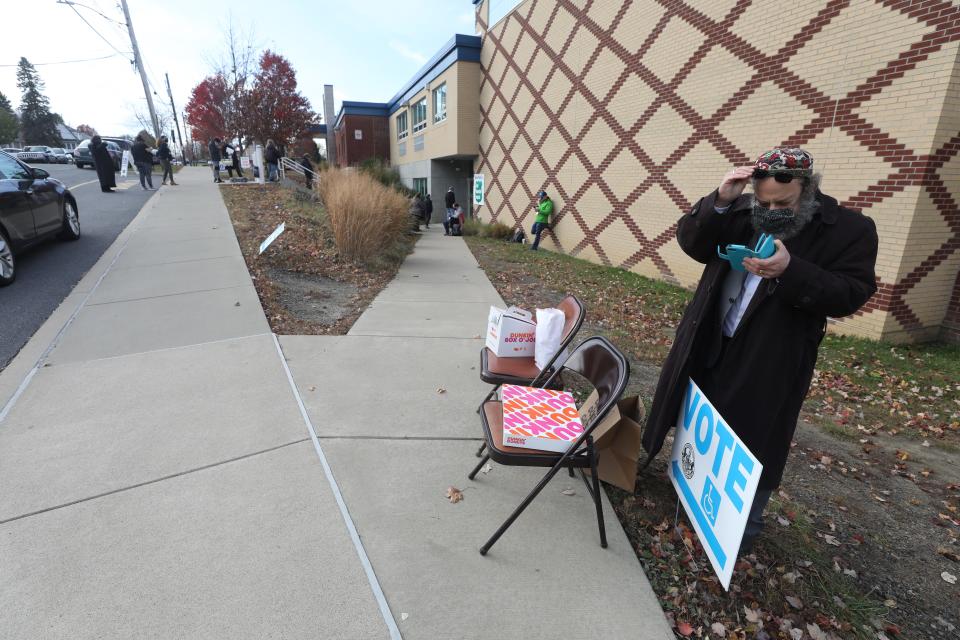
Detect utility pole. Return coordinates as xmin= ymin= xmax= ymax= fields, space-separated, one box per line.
xmin=120 ymin=0 xmax=159 ymax=138
xmin=165 ymin=73 xmax=186 ymax=163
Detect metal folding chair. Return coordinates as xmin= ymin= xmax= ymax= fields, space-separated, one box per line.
xmin=468 ymin=336 xmax=629 ymax=555
xmin=475 ymin=295 xmax=585 ymax=456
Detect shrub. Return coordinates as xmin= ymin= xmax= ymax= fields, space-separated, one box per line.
xmin=462 ymin=218 xmax=483 ymax=236
xmin=318 ymin=168 xmax=410 ymax=263
xmin=486 ymin=221 xmax=515 ymax=240
xmin=358 ymin=158 xmax=402 ymax=190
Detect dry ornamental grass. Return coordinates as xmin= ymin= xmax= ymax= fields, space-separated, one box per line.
xmin=318 ymin=168 xmax=410 ymax=263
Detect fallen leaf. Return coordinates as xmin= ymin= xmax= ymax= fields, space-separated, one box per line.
xmin=824 ymin=534 xmax=841 ymax=546
xmin=844 ymin=568 xmax=858 ymax=578
xmin=400 ymin=613 xmax=409 ymax=621
xmin=676 ymin=621 xmax=694 ymax=636
xmin=710 ymin=621 xmax=726 ymax=637
xmin=943 ymin=571 xmax=958 ymax=584
xmin=783 ymin=571 xmax=799 ymax=584
xmin=743 ymin=606 xmax=761 ymax=623
xmin=789 ymin=628 xmax=803 ymax=640
xmin=786 ymin=595 xmax=804 ymax=610
xmin=777 ymin=516 xmax=791 ymax=527
xmin=561 ymin=488 xmax=576 ymax=496
xmin=937 ymin=547 xmax=960 ymax=562
xmin=472 ymin=334 xmax=481 ymax=339
xmin=445 ymin=486 xmax=463 ymax=503
xmin=807 ymin=623 xmax=828 ymax=640
xmin=436 ymin=387 xmax=446 ymax=394
xmin=884 ymin=598 xmax=897 ymax=608
xmin=308 ymin=385 xmax=316 ymax=392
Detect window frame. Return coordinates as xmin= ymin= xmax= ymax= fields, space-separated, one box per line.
xmin=412 ymin=177 xmax=427 ymax=196
xmin=432 ymin=83 xmax=447 ymax=123
xmin=396 ymin=111 xmax=408 ymax=141
xmin=412 ymin=97 xmax=428 ymax=133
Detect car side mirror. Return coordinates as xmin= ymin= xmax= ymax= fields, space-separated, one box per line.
xmin=31 ymin=168 xmax=49 ymax=179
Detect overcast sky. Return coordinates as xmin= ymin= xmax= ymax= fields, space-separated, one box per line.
xmin=1 ymin=0 xmax=479 ymax=139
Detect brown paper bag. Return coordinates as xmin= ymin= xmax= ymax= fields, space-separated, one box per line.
xmin=579 ymin=390 xmax=645 ymax=491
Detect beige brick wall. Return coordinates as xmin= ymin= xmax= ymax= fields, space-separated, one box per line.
xmin=474 ymin=0 xmax=960 ymax=342
xmin=390 ymin=61 xmax=479 ymax=168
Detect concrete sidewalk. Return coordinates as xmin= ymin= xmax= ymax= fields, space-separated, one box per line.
xmin=280 ymin=229 xmax=673 ymax=638
xmin=0 ymin=170 xmax=672 ymax=639
xmin=0 ymin=168 xmax=388 ymax=639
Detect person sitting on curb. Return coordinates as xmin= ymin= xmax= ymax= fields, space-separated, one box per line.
xmin=643 ymin=147 xmax=878 ymax=554
xmin=530 ymin=190 xmax=553 ymax=250
xmin=444 ymin=202 xmax=464 ymax=236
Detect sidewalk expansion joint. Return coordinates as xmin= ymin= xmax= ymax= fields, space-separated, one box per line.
xmin=0 ymin=438 xmax=310 ymax=526
xmin=317 ymin=435 xmax=483 ymax=442
xmin=108 ymin=254 xmax=239 ymax=271
xmin=84 ymin=284 xmax=255 ymax=307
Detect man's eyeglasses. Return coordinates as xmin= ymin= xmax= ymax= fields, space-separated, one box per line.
xmin=752 ymin=168 xmax=802 ymax=183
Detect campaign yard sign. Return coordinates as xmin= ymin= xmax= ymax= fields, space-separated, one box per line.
xmin=668 ymin=378 xmax=762 ymax=590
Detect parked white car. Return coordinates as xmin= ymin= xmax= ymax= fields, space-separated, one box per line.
xmin=17 ymin=146 xmax=54 ymax=164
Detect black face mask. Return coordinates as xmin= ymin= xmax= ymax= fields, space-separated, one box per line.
xmin=751 ymin=204 xmax=796 ymax=235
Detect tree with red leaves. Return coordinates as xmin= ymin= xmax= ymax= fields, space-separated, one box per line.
xmin=184 ymin=73 xmax=229 ymax=144
xmin=75 ymin=124 xmax=97 ymax=138
xmin=243 ymin=50 xmax=314 ymax=150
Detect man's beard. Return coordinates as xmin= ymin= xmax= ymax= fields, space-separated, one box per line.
xmin=750 ymin=200 xmax=818 ymax=240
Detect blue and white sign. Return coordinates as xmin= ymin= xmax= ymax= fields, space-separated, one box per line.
xmin=669 ymin=378 xmax=762 ymax=590
xmin=258 ymin=222 xmax=285 ymax=255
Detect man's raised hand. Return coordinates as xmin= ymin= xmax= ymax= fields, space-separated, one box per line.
xmin=716 ymin=166 xmax=754 ymax=208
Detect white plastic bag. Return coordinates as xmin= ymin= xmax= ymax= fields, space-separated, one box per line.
xmin=535 ymin=308 xmax=565 ymax=371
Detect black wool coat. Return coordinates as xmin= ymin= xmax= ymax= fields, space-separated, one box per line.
xmin=90 ymin=141 xmax=116 ymax=189
xmin=643 ymin=189 xmax=878 ymax=489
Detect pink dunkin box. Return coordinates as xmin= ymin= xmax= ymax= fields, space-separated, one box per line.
xmin=486 ymin=306 xmax=536 ymax=358
xmin=501 ymin=384 xmax=584 ymax=453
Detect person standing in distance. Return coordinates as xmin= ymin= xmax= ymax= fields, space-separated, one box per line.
xmin=643 ymin=148 xmax=878 ymax=553
xmin=131 ymin=134 xmax=155 ymax=191
xmin=208 ymin=137 xmax=222 ymax=183
xmin=157 ymin=135 xmax=176 ymax=186
xmin=530 ymin=190 xmax=553 ymax=251
xmin=445 ymin=186 xmax=456 ymax=221
xmin=89 ymin=135 xmax=116 ymax=193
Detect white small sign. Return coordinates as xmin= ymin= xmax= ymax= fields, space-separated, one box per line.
xmin=258 ymin=222 xmax=286 ymax=255
xmin=669 ymin=378 xmax=762 ymax=590
xmin=240 ymin=156 xmax=251 ymax=169
xmin=473 ymin=173 xmax=484 ymax=207
xmin=354 ymin=129 xmax=363 ymax=140
xmin=120 ymin=150 xmax=131 ymax=178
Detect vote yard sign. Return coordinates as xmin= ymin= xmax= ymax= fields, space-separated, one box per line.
xmin=669 ymin=378 xmax=762 ymax=590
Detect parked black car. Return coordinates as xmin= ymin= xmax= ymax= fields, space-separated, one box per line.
xmin=73 ymin=138 xmax=122 ymax=171
xmin=0 ymin=150 xmax=80 ymax=286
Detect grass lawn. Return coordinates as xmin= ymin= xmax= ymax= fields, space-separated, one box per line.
xmin=465 ymin=235 xmax=960 ymax=639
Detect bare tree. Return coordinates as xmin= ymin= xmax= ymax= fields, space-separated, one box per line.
xmin=132 ymin=106 xmax=170 ymax=142
xmin=204 ymin=14 xmax=259 ymax=151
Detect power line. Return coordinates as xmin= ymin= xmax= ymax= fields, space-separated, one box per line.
xmin=62 ymin=0 xmax=127 ymax=26
xmin=58 ymin=1 xmax=133 ymax=62
xmin=0 ymin=53 xmax=128 ymax=67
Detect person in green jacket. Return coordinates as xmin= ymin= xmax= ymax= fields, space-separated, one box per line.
xmin=531 ymin=190 xmax=553 ymax=250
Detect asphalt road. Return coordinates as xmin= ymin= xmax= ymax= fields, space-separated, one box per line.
xmin=0 ymin=163 xmax=155 ymax=371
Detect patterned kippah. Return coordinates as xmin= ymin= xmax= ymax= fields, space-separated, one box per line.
xmin=754 ymin=147 xmax=814 ymax=176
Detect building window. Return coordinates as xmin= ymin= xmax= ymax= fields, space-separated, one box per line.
xmin=432 ymin=84 xmax=447 ymax=123
xmin=412 ymin=97 xmax=427 ymax=133
xmin=397 ymin=111 xmax=408 ymax=140
xmin=412 ymin=177 xmax=427 ymax=195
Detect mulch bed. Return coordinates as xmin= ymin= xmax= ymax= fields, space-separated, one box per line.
xmin=220 ymin=184 xmax=414 ymax=335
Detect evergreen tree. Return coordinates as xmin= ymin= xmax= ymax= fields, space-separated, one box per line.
xmin=0 ymin=92 xmax=18 ymax=146
xmin=16 ymin=58 xmax=61 ymax=146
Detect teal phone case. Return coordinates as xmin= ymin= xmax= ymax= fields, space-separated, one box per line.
xmin=717 ymin=234 xmax=775 ymax=271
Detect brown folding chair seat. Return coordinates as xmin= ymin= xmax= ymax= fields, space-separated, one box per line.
xmin=468 ymin=336 xmax=629 ymax=555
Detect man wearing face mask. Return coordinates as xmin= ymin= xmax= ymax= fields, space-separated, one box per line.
xmin=643 ymin=148 xmax=878 ymax=552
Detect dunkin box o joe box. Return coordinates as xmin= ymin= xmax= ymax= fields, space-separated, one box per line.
xmin=486 ymin=306 xmax=536 ymax=358
xmin=501 ymin=384 xmax=584 ymax=452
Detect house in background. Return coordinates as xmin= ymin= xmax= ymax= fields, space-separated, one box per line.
xmin=56 ymin=123 xmax=87 ymax=150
